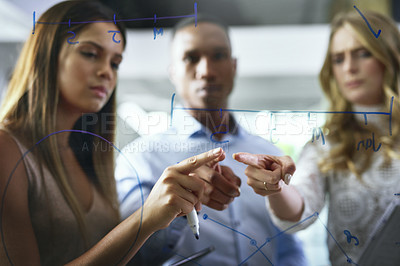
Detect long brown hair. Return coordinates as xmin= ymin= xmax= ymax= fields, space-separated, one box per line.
xmin=0 ymin=0 xmax=126 ymax=245
xmin=319 ymin=11 xmax=400 ymax=177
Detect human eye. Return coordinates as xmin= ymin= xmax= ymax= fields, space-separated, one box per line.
xmin=332 ymin=54 xmax=344 ymax=64
xmin=183 ymin=54 xmax=199 ymax=64
xmin=357 ymin=49 xmax=372 ymax=58
xmin=80 ymin=50 xmax=97 ymax=59
xmin=214 ymin=51 xmax=228 ymax=61
xmin=111 ymin=61 xmax=120 ymax=70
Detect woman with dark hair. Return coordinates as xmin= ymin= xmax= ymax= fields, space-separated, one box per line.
xmin=0 ymin=1 xmax=224 ymax=265
xmin=234 ymin=11 xmax=400 ymax=265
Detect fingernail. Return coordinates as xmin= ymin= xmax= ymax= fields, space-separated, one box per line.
xmin=212 ymin=147 xmax=222 ymax=155
xmin=284 ymin=174 xmax=292 ymax=185
xmin=237 ymin=187 xmax=241 ymax=196
xmin=231 ymin=189 xmax=240 ymax=197
xmin=230 ymin=187 xmax=241 ymax=197
xmin=232 ymin=153 xmax=237 ymax=160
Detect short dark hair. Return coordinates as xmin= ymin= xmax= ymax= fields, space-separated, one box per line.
xmin=171 ymin=13 xmax=230 ymax=42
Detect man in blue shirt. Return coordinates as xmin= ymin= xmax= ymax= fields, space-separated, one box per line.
xmin=116 ymin=15 xmax=306 ymax=265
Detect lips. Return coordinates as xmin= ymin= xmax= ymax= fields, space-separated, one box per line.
xmin=90 ymin=86 xmax=107 ymax=98
xmin=198 ymin=84 xmax=222 ymax=93
xmin=345 ymin=80 xmax=363 ymax=89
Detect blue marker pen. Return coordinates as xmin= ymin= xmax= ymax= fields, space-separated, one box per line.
xmin=187 ymin=209 xmax=199 ymax=239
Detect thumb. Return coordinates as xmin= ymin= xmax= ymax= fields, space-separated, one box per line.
xmin=276 ymin=156 xmax=296 ymax=185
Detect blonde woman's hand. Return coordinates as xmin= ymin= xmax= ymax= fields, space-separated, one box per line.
xmin=233 ymin=152 xmax=295 ymax=197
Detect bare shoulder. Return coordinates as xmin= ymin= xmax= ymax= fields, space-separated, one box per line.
xmin=0 ymin=129 xmax=21 ymax=150
xmin=0 ymin=130 xmax=23 ymax=168
xmin=0 ymin=130 xmax=41 ymax=264
xmin=0 ymin=129 xmax=28 ymax=186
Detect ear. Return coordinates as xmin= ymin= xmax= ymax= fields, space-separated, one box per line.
xmin=232 ymin=57 xmax=237 ymax=76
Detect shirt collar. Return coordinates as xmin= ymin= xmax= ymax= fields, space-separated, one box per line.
xmin=171 ymin=106 xmax=204 ymax=138
xmin=171 ymin=105 xmax=246 ymax=140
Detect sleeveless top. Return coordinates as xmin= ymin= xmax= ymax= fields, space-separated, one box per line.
xmin=3 ymin=130 xmax=118 ymax=265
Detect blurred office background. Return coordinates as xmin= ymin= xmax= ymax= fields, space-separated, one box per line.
xmin=0 ymin=1 xmax=397 ymax=265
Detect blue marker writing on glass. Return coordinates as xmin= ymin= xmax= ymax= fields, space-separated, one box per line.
xmin=187 ymin=209 xmax=199 ymax=239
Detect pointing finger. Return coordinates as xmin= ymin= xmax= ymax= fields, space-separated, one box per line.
xmin=233 ymin=152 xmax=295 ymax=185
xmin=233 ymin=152 xmax=280 ymax=169
xmin=176 ymin=148 xmax=224 ymax=174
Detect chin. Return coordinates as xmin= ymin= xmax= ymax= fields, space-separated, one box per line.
xmin=350 ymin=98 xmax=379 ymax=106
xmin=204 ymin=97 xmax=223 ymax=107
xmin=81 ymin=103 xmax=105 ymax=114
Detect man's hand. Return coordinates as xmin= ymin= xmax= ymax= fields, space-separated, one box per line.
xmin=194 ymin=163 xmax=241 ymax=210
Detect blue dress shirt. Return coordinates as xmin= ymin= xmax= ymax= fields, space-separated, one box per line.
xmin=115 ymin=109 xmax=306 ymax=266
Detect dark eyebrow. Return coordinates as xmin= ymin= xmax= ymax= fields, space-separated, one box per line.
xmin=352 ymin=47 xmax=369 ymax=53
xmin=331 ymin=46 xmax=366 ymax=56
xmin=79 ymin=41 xmax=123 ymax=59
xmin=183 ymin=47 xmax=230 ymax=56
xmin=214 ymin=46 xmax=230 ymax=51
xmin=183 ymin=49 xmax=199 ymax=55
xmin=80 ymin=41 xmax=103 ymax=50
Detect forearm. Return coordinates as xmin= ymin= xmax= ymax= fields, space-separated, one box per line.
xmin=129 ymin=217 xmax=188 ymax=265
xmin=267 ymin=185 xmax=304 ymax=222
xmin=66 ymin=208 xmax=154 ymax=266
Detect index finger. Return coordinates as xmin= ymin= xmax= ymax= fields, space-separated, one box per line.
xmin=234 ymin=152 xmax=296 ymax=184
xmin=232 ymin=152 xmax=280 ymax=169
xmin=176 ymin=148 xmax=224 ymax=174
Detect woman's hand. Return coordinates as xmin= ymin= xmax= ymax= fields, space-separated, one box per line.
xmin=142 ymin=147 xmax=226 ymax=231
xmin=233 ymin=152 xmax=295 ymax=196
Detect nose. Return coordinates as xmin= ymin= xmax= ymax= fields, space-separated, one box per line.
xmin=97 ymin=59 xmax=113 ymax=81
xmin=195 ymin=57 xmax=217 ymax=81
xmin=342 ymin=54 xmax=358 ymax=74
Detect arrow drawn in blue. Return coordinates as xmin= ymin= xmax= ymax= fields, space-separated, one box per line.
xmin=353 ymin=5 xmax=381 ymax=38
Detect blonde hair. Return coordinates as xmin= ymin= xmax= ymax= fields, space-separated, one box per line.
xmin=0 ymin=1 xmax=126 ymax=246
xmin=319 ymin=11 xmax=400 ymax=177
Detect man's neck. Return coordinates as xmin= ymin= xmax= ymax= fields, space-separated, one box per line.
xmin=189 ymin=110 xmax=235 ymax=140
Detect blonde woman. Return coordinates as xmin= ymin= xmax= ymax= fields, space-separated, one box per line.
xmin=234 ymin=11 xmax=400 ymax=265
xmin=0 ymin=1 xmax=227 ymax=265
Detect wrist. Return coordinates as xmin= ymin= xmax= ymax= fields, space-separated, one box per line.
xmin=131 ymin=207 xmax=158 ymax=236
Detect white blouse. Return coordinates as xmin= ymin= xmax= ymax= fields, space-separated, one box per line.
xmin=267 ymin=107 xmax=400 ymax=265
